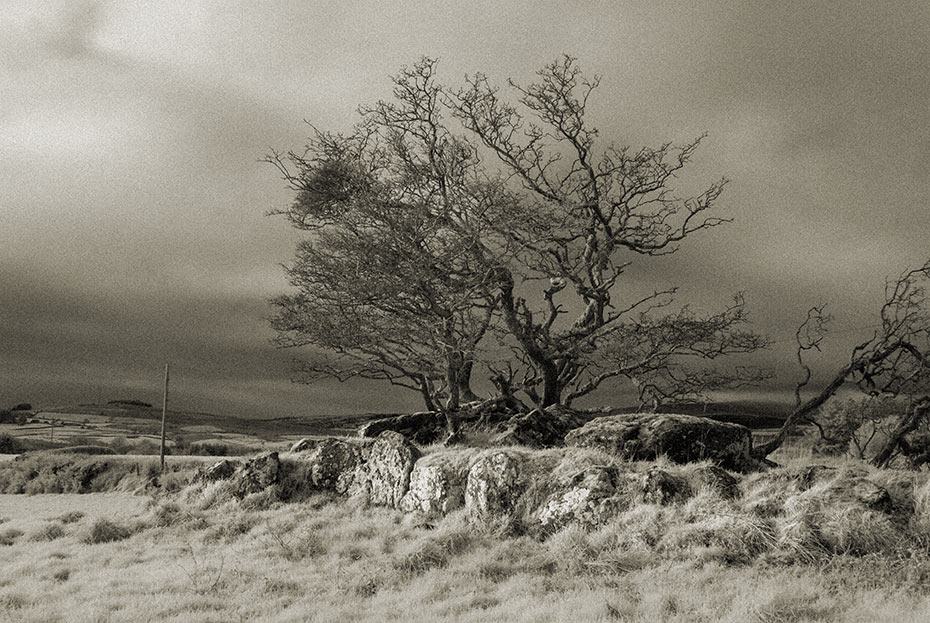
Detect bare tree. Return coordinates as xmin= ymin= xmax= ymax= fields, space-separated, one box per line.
xmin=449 ymin=55 xmax=766 ymax=406
xmin=753 ymin=260 xmax=930 ymax=464
xmin=270 ymin=56 xmax=767 ymax=414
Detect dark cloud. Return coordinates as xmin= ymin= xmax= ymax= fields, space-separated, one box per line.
xmin=3 ymin=2 xmax=929 ymax=416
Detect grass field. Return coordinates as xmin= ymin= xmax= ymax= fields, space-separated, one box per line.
xmin=2 ymin=401 xmax=923 ymax=622
xmin=1 ymin=488 xmax=929 ymax=623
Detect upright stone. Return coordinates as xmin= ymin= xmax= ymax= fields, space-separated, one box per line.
xmin=362 ymin=431 xmax=421 ymax=508
xmin=464 ymin=451 xmax=523 ymax=520
xmin=400 ymin=452 xmax=470 ymax=516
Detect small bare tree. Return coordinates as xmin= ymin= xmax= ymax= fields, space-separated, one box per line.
xmin=753 ymin=260 xmax=930 ymax=465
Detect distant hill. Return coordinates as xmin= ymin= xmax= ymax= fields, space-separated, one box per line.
xmin=43 ymin=403 xmax=389 ymax=439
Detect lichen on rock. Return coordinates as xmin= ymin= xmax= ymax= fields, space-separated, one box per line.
xmin=358 ymin=431 xmax=421 ymax=509
xmin=464 ymin=451 xmax=523 ymax=521
xmin=399 ymin=450 xmax=472 ymax=516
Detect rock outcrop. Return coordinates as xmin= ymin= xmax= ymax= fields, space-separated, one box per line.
xmin=200 ymin=458 xmax=239 ymax=483
xmin=298 ymin=438 xmax=366 ymax=495
xmin=358 ymin=399 xmax=530 ymax=445
xmin=640 ymin=467 xmax=691 ymax=505
xmin=493 ymin=405 xmax=598 ymax=448
xmin=358 ymin=412 xmax=448 ymax=444
xmin=565 ymin=413 xmax=756 ymax=472
xmin=691 ymin=465 xmax=740 ymax=499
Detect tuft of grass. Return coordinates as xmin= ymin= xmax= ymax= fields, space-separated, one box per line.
xmin=80 ymin=518 xmax=138 ymax=544
xmin=54 ymin=511 xmax=85 ymax=524
xmin=752 ymin=591 xmax=838 ymax=623
xmin=392 ymin=529 xmax=475 ymax=577
xmin=29 ymin=522 xmax=66 ymax=542
xmin=0 ymin=527 xmax=23 ymax=546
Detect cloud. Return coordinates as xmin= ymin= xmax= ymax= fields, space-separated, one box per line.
xmin=4 ymin=1 xmax=930 ymax=416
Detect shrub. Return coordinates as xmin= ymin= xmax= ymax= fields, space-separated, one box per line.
xmin=107 ymin=400 xmax=152 ymax=408
xmin=149 ymin=501 xmax=207 ymax=529
xmin=186 ymin=442 xmax=260 ymax=457
xmin=81 ymin=519 xmax=136 ymax=544
xmin=0 ymin=434 xmax=21 ymax=454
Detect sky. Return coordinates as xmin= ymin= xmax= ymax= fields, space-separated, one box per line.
xmin=2 ymin=1 xmax=929 ymax=418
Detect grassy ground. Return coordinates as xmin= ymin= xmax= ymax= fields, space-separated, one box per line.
xmin=2 ymin=468 xmax=930 ymax=622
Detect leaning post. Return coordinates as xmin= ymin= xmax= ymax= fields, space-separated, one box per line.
xmin=160 ymin=363 xmax=169 ymax=472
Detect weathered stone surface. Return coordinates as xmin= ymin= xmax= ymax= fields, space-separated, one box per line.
xmin=230 ymin=452 xmax=280 ymax=498
xmin=399 ymin=452 xmax=470 ymax=516
xmin=538 ymin=466 xmax=623 ymax=529
xmin=199 ymin=458 xmax=240 ymax=483
xmin=565 ymin=413 xmax=755 ymax=472
xmin=465 ymin=451 xmax=523 ymax=520
xmin=493 ymin=405 xmax=597 ymax=448
xmin=358 ymin=412 xmax=447 ymax=444
xmin=359 ymin=431 xmax=420 ymax=508
xmin=299 ymin=438 xmax=365 ymax=495
xmin=640 ymin=467 xmax=691 ymax=505
xmin=290 ymin=438 xmax=319 ymax=453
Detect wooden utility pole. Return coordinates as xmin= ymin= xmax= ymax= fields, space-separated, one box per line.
xmin=160 ymin=363 xmax=169 ymax=472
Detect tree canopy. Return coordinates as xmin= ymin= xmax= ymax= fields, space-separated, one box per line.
xmin=269 ymin=56 xmax=768 ymax=413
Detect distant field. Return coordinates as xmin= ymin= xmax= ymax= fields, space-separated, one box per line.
xmin=1 ymin=403 xmax=386 ymax=456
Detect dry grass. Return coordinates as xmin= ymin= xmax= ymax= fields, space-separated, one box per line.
xmin=0 ymin=480 xmax=928 ymax=623
xmin=2 ymin=446 xmax=930 ymax=621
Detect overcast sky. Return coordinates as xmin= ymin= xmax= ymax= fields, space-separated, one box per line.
xmin=2 ymin=1 xmax=929 ymax=417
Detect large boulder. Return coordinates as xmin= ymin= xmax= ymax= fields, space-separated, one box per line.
xmin=298 ymin=438 xmax=366 ymax=495
xmin=565 ymin=413 xmax=756 ymax=472
xmin=399 ymin=451 xmax=471 ymax=516
xmin=358 ymin=431 xmax=421 ymax=508
xmin=464 ymin=451 xmax=523 ymax=521
xmin=230 ymin=452 xmax=281 ymax=498
xmin=493 ymin=405 xmax=597 ymax=448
